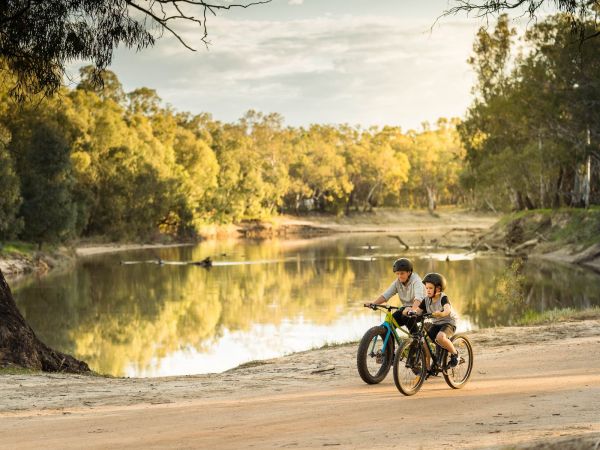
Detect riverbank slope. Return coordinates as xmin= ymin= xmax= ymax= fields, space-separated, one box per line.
xmin=0 ymin=318 xmax=598 ymax=449
xmin=471 ymin=208 xmax=600 ymax=272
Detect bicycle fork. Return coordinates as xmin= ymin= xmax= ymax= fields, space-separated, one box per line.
xmin=370 ymin=323 xmax=394 ymax=363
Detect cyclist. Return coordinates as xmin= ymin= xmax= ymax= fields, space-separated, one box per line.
xmin=365 ymin=258 xmax=424 ymax=333
xmin=405 ymin=272 xmax=460 ymax=367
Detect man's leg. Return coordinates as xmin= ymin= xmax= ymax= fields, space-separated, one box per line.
xmin=392 ymin=307 xmax=417 ymax=333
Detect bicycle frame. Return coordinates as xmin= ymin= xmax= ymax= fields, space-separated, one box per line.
xmin=412 ymin=315 xmax=448 ymax=375
xmin=369 ymin=306 xmax=411 ymax=355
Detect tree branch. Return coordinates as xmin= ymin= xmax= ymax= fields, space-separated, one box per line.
xmin=124 ymin=0 xmax=271 ymax=49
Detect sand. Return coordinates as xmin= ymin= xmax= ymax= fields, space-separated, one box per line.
xmin=1 ymin=319 xmax=599 ymax=449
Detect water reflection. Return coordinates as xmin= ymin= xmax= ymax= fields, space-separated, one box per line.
xmin=12 ymin=234 xmax=600 ymax=377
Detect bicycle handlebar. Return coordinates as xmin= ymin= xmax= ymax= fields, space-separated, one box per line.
xmin=363 ymin=303 xmax=400 ymax=311
xmin=407 ymin=310 xmax=433 ymax=319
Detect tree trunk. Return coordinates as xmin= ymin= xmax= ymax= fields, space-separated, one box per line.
xmin=365 ymin=180 xmax=380 ymax=212
xmin=524 ymin=193 xmax=536 ymax=210
xmin=345 ymin=190 xmax=354 ymax=216
xmin=553 ymin=166 xmax=564 ymax=208
xmin=0 ymin=268 xmax=90 ymax=373
xmin=510 ymin=188 xmax=525 ymax=211
xmin=426 ymin=186 xmax=436 ymax=213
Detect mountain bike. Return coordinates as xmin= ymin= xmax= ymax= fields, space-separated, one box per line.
xmin=356 ymin=304 xmax=411 ymax=384
xmin=392 ymin=312 xmax=473 ymax=396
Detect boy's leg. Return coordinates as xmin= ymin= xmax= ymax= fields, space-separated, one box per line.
xmin=435 ymin=325 xmax=458 ymax=358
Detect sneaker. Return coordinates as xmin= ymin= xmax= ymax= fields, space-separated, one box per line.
xmin=449 ymin=352 xmax=459 ymax=368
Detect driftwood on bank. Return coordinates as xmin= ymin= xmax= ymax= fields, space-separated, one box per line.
xmin=388 ymin=235 xmax=410 ymax=250
xmin=573 ymin=243 xmax=600 ymax=265
xmin=440 ymin=227 xmax=481 ymax=238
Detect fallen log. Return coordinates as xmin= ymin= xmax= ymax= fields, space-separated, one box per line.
xmin=388 ymin=235 xmax=410 ymax=250
xmin=512 ymin=238 xmax=540 ymax=253
xmin=120 ymin=256 xmax=213 ymax=267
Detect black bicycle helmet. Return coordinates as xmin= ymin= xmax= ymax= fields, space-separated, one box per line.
xmin=422 ymin=272 xmax=447 ymax=292
xmin=392 ymin=258 xmax=413 ymax=273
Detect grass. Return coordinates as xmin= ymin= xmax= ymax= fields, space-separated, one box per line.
xmin=0 ymin=366 xmax=42 ymax=376
xmin=547 ymin=207 xmax=600 ymax=249
xmin=516 ymin=306 xmax=600 ymax=326
xmin=227 ymin=360 xmax=269 ymax=371
xmin=0 ymin=241 xmax=37 ymax=256
xmin=496 ymin=207 xmax=600 ymax=251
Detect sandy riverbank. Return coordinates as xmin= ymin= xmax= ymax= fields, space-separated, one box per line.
xmin=74 ymin=209 xmax=499 ymax=257
xmin=1 ymin=319 xmax=599 ymax=449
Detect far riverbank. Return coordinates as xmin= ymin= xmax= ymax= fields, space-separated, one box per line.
xmin=1 ymin=208 xmax=499 ymax=277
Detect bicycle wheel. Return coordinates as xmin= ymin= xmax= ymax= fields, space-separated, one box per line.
xmin=393 ymin=339 xmax=426 ymax=396
xmin=357 ymin=326 xmax=395 ymax=384
xmin=443 ymin=334 xmax=473 ymax=389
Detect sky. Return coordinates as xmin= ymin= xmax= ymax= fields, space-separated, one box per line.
xmin=68 ymin=0 xmax=521 ymax=130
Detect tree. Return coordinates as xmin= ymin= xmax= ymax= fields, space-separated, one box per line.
xmin=459 ymin=14 xmax=600 ymax=211
xmin=0 ymin=0 xmax=269 ymax=100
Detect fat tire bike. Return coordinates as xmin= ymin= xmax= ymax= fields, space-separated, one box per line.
xmin=392 ymin=312 xmax=473 ymax=396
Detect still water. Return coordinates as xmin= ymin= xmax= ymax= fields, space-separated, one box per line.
xmin=12 ymin=234 xmax=600 ymax=377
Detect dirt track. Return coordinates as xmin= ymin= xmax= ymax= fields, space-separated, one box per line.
xmin=1 ymin=320 xmax=599 ymax=449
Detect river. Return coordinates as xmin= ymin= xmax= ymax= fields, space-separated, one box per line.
xmin=11 ymin=233 xmax=600 ymax=377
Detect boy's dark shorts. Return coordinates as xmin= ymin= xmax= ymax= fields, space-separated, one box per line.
xmin=428 ymin=323 xmax=456 ymax=342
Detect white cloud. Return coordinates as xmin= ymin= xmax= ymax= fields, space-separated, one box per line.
xmin=107 ymin=13 xmax=483 ymax=129
xmin=288 ymin=0 xmax=304 ymax=5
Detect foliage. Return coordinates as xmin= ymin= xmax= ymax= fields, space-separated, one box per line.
xmin=0 ymin=126 xmax=22 ymax=240
xmin=459 ymin=14 xmax=600 ymax=211
xmin=0 ymin=66 xmax=468 ymax=243
xmin=493 ymin=258 xmax=526 ymax=306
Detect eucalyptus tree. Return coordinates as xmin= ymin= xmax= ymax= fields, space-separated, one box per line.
xmin=459 ymin=13 xmax=600 ymax=210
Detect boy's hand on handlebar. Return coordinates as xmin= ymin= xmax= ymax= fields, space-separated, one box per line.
xmin=363 ymin=303 xmax=377 ymax=310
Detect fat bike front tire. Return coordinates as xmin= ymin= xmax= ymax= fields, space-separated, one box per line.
xmin=357 ymin=326 xmax=394 ymax=384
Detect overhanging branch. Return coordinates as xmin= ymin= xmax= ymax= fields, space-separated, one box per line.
xmin=124 ymin=0 xmax=271 ymax=49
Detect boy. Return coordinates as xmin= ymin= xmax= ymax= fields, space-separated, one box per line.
xmin=405 ymin=272 xmax=459 ymax=367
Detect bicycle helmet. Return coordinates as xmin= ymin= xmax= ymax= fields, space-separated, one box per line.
xmin=422 ymin=272 xmax=447 ymax=292
xmin=392 ymin=258 xmax=413 ymax=273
